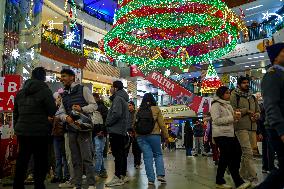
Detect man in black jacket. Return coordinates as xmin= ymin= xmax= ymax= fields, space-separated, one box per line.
xmin=105 ymin=81 xmax=130 ymax=187
xmin=258 ymin=43 xmax=284 ymax=189
xmin=13 ymin=67 xmax=57 ymax=189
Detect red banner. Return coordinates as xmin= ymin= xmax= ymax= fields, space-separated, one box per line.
xmin=0 ymin=75 xmax=22 ymax=112
xmin=145 ymin=72 xmax=202 ymax=113
xmin=130 ymin=65 xmax=144 ymax=77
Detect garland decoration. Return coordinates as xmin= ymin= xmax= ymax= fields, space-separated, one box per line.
xmin=103 ymin=0 xmax=248 ymax=68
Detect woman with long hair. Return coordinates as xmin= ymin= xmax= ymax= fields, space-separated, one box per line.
xmin=210 ymin=86 xmax=251 ymax=189
xmin=135 ymin=93 xmax=169 ymax=186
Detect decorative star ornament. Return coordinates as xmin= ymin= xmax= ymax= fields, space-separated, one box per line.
xmin=48 ymin=20 xmax=54 ymax=30
xmin=164 ymin=69 xmax=171 ymax=77
xmin=262 ymin=11 xmax=270 ymax=21
xmin=27 ymin=47 xmax=35 ymax=60
xmin=11 ymin=49 xmax=20 ymax=59
xmin=64 ymin=32 xmax=75 ymax=46
xmin=262 ymin=11 xmax=283 ymax=25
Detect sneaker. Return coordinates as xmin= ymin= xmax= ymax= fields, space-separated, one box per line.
xmin=157 ymin=176 xmax=166 ymax=184
xmin=105 ymin=176 xmax=124 ymax=187
xmin=24 ymin=174 xmax=34 ymax=184
xmin=59 ymin=181 xmax=75 ymax=188
xmin=262 ymin=170 xmax=270 ymax=174
xmin=148 ymin=181 xmax=155 ymax=185
xmin=216 ymin=184 xmax=232 ymax=189
xmin=99 ymin=172 xmax=108 ymax=178
xmin=135 ymin=165 xmax=141 ymax=169
xmin=237 ymin=182 xmax=251 ymax=189
xmin=87 ymin=186 xmax=96 ymax=189
xmin=82 ymin=175 xmax=87 ymax=179
xmin=121 ymin=175 xmax=130 ymax=183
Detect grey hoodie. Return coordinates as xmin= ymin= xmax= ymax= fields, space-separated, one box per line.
xmin=106 ymin=89 xmax=130 ymax=135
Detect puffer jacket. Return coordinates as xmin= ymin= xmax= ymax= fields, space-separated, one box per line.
xmin=210 ymin=96 xmax=235 ymax=138
xmin=230 ymin=90 xmax=260 ymax=131
xmin=14 ymin=79 xmax=57 ymax=136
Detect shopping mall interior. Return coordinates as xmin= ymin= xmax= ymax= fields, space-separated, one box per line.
xmin=0 ymin=0 xmax=284 ymax=188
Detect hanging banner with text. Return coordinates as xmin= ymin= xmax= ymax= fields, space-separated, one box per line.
xmin=145 ymin=72 xmax=202 ymax=113
xmin=0 ymin=75 xmax=22 ymax=112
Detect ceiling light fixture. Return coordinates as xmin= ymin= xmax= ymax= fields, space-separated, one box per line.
xmin=245 ymin=66 xmax=249 ymax=68
xmin=253 ymin=57 xmax=259 ymax=59
xmin=246 ymin=5 xmax=263 ymax=11
xmin=251 ymin=65 xmax=256 ymax=67
xmin=248 ymin=58 xmax=252 ymax=60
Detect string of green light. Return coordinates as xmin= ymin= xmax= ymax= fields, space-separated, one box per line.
xmin=115 ymin=0 xmax=227 ymax=21
xmin=104 ymin=38 xmax=237 ymax=68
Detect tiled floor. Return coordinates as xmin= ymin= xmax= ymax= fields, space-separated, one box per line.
xmin=2 ymin=150 xmax=265 ymax=189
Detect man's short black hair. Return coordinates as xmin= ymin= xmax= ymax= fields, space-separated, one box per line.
xmin=237 ymin=76 xmax=250 ymax=85
xmin=113 ymin=80 xmax=124 ymax=90
xmin=32 ymin=67 xmax=46 ymax=81
xmin=60 ymin=69 xmax=75 ymax=77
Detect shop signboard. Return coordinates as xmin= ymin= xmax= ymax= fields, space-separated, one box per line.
xmin=160 ymin=105 xmax=196 ymax=118
xmin=0 ymin=75 xmax=22 ymax=111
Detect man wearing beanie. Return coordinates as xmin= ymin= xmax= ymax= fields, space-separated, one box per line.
xmin=105 ymin=80 xmax=130 ymax=187
xmin=13 ymin=67 xmax=57 ymax=189
xmin=258 ymin=43 xmax=284 ymax=189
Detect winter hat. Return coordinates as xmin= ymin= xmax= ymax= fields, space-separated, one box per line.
xmin=266 ymin=43 xmax=284 ymax=64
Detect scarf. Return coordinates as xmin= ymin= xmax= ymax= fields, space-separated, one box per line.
xmin=235 ymin=88 xmax=252 ymax=98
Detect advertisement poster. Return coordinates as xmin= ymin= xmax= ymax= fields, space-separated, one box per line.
xmin=0 ymin=75 xmax=22 ymax=179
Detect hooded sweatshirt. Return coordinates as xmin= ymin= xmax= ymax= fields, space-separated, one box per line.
xmin=210 ymin=96 xmax=235 ymax=138
xmin=106 ymin=89 xmax=129 ymax=135
xmin=13 ymin=79 xmax=57 ymax=136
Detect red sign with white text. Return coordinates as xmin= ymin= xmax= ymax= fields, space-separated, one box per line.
xmin=145 ymin=72 xmax=202 ymax=113
xmin=0 ymin=75 xmax=22 ymax=111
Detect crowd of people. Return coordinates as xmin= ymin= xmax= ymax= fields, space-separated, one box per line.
xmin=11 ymin=67 xmax=169 ymax=189
xmin=10 ymin=43 xmax=284 ymax=189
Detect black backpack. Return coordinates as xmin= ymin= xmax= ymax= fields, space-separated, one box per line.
xmin=135 ymin=106 xmax=156 ymax=135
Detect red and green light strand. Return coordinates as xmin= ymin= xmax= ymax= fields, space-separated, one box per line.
xmin=103 ymin=0 xmax=248 ymax=68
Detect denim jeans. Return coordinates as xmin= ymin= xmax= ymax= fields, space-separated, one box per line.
xmin=137 ymin=135 xmax=165 ymax=182
xmin=93 ymin=136 xmax=106 ymax=174
xmin=186 ymin=148 xmax=192 ymax=156
xmin=194 ymin=137 xmax=204 ymax=154
xmin=257 ymin=129 xmax=284 ymax=189
xmin=53 ymin=136 xmax=69 ymax=180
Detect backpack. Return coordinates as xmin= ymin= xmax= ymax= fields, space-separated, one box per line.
xmin=134 ymin=106 xmax=156 ymax=135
